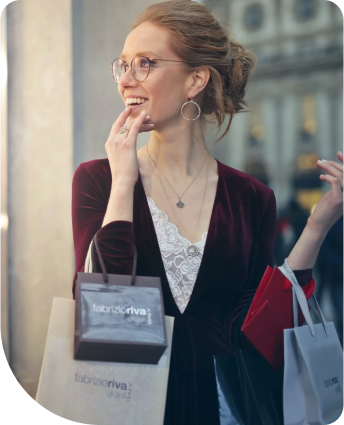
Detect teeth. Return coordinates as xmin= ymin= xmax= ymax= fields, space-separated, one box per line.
xmin=126 ymin=97 xmax=148 ymax=105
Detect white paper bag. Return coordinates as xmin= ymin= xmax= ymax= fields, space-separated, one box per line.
xmin=36 ymin=298 xmax=174 ymax=425
xmin=280 ymin=259 xmax=343 ymax=425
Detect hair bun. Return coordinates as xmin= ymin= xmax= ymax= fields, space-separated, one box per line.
xmin=227 ymin=45 xmax=257 ymax=114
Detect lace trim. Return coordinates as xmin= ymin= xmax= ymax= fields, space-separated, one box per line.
xmin=147 ymin=196 xmax=207 ymax=313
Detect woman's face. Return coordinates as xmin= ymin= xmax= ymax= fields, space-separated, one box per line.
xmin=118 ymin=22 xmax=192 ymax=127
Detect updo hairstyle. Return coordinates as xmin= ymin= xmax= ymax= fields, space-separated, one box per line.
xmin=131 ymin=0 xmax=257 ymax=143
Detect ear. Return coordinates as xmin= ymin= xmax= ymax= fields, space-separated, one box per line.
xmin=187 ymin=66 xmax=210 ymax=99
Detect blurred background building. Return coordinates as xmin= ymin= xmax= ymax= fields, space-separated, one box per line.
xmin=1 ymin=0 xmax=343 ymax=400
xmin=203 ymin=0 xmax=343 ymax=344
xmin=205 ymin=0 xmax=343 ymax=204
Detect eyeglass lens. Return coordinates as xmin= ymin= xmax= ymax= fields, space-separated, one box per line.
xmin=112 ymin=57 xmax=150 ymax=82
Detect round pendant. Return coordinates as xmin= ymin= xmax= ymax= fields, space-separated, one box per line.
xmin=186 ymin=245 xmax=200 ymax=257
xmin=176 ymin=200 xmax=185 ymax=208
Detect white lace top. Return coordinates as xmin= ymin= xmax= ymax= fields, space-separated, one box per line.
xmin=147 ymin=196 xmax=208 ymax=314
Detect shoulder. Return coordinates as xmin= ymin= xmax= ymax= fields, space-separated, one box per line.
xmin=74 ymin=158 xmax=110 ymax=179
xmin=73 ymin=158 xmax=111 ymax=183
xmin=217 ymin=159 xmax=275 ymax=213
xmin=72 ymin=158 xmax=112 ymax=195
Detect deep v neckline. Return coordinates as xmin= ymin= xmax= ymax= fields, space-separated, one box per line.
xmin=138 ymin=158 xmax=221 ymax=315
xmin=146 ymin=196 xmax=208 ymax=246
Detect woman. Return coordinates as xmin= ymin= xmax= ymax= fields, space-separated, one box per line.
xmin=71 ymin=1 xmax=343 ymax=424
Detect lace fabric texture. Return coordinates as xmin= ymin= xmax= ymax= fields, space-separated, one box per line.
xmin=147 ymin=196 xmax=207 ymax=314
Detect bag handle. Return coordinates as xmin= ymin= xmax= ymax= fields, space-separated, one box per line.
xmin=86 ymin=230 xmax=138 ymax=285
xmin=279 ymin=258 xmax=330 ymax=337
xmin=291 ymin=288 xmax=330 ymax=337
xmin=278 ymin=258 xmax=314 ymax=334
xmin=307 ymin=295 xmax=329 ymax=333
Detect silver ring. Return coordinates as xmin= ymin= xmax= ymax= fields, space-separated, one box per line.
xmin=119 ymin=124 xmax=129 ymax=134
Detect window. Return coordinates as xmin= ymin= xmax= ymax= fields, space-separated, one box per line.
xmin=244 ymin=3 xmax=264 ymax=31
xmin=294 ymin=0 xmax=317 ymax=22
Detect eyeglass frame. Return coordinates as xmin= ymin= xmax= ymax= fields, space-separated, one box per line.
xmin=110 ymin=56 xmax=189 ymax=82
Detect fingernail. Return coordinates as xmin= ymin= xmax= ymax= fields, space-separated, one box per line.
xmin=339 ymin=151 xmax=343 ymax=155
xmin=318 ymin=160 xmax=324 ymax=163
xmin=125 ymin=106 xmax=130 ymax=111
xmin=321 ymin=159 xmax=328 ymax=162
xmin=141 ymin=111 xmax=146 ymax=115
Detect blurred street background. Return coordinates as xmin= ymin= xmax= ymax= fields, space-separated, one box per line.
xmin=205 ymin=0 xmax=343 ymax=349
xmin=1 ymin=0 xmax=343 ymax=399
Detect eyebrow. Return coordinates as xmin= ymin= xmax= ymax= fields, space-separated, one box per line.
xmin=120 ymin=51 xmax=162 ymax=60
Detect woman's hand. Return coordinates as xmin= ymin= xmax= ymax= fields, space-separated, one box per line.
xmin=287 ymin=151 xmax=342 ymax=270
xmin=307 ymin=151 xmax=343 ymax=234
xmin=105 ymin=107 xmax=154 ymax=189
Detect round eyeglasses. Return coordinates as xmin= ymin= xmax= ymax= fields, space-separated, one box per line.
xmin=111 ymin=56 xmax=188 ymax=83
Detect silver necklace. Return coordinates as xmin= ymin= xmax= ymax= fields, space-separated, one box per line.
xmin=146 ymin=143 xmax=208 ymax=208
xmin=146 ymin=145 xmax=210 ymax=256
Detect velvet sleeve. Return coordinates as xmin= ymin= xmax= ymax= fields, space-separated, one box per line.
xmin=229 ymin=189 xmax=314 ymax=351
xmin=71 ymin=162 xmax=135 ymax=299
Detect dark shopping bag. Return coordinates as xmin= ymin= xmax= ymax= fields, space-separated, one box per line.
xmin=213 ymin=302 xmax=284 ymax=425
xmin=74 ymin=230 xmax=168 ymax=364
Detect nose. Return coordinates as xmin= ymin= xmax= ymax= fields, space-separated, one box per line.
xmin=117 ymin=65 xmax=139 ymax=89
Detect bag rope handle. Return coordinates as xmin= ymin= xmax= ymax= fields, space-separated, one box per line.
xmin=85 ymin=230 xmax=138 ymax=285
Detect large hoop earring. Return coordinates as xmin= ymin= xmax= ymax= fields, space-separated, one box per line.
xmin=181 ymin=98 xmax=201 ymax=121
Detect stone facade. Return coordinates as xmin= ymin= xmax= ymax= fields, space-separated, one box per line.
xmin=204 ymin=0 xmax=343 ymax=207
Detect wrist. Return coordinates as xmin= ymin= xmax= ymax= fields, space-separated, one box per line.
xmin=102 ymin=184 xmax=134 ymax=227
xmin=287 ymin=221 xmax=328 ymax=270
xmin=306 ymin=218 xmax=330 ymax=239
xmin=111 ymin=183 xmax=135 ymax=195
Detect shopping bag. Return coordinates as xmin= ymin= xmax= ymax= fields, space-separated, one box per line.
xmin=241 ymin=265 xmax=315 ymax=370
xmin=36 ymin=297 xmax=174 ymax=425
xmin=280 ymin=259 xmax=343 ymax=425
xmin=75 ymin=231 xmax=167 ymax=364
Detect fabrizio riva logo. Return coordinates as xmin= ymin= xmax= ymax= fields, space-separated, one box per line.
xmin=74 ymin=372 xmax=129 ymax=390
xmin=93 ymin=304 xmax=147 ymax=315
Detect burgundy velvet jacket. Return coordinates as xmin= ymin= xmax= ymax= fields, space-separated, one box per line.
xmin=72 ymin=157 xmax=313 ymax=425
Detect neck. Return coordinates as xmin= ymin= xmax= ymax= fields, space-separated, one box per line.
xmin=146 ymin=120 xmax=211 ymax=183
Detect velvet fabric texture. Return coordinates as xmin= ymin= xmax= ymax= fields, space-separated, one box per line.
xmin=72 ymin=157 xmax=313 ymax=425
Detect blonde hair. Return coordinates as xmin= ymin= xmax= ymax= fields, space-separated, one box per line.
xmin=131 ymin=0 xmax=257 ymax=143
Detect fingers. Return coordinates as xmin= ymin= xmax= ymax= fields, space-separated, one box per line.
xmin=127 ymin=111 xmax=149 ymax=139
xmin=115 ymin=112 xmax=154 ymax=137
xmin=321 ymin=161 xmax=343 ymax=173
xmin=112 ymin=107 xmax=132 ymax=134
xmin=317 ymin=159 xmax=343 ymax=180
xmin=139 ymin=124 xmax=155 ymax=133
xmin=124 ymin=122 xmax=155 ymax=135
xmin=142 ymin=115 xmax=153 ymax=124
xmin=317 ymin=154 xmax=343 ymax=195
xmin=127 ymin=114 xmax=152 ymax=124
xmin=319 ymin=174 xmax=343 ymax=196
xmin=336 ymin=151 xmax=343 ymax=164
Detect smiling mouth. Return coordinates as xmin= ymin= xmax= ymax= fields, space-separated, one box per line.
xmin=125 ymin=99 xmax=149 ymax=107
